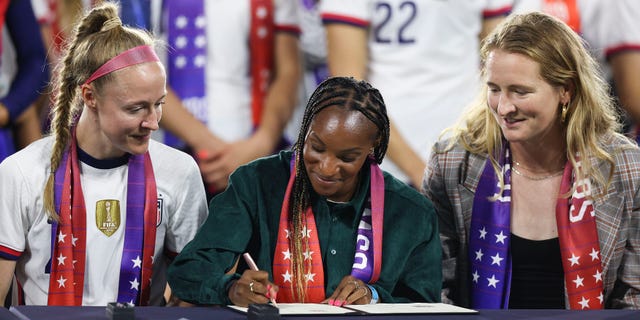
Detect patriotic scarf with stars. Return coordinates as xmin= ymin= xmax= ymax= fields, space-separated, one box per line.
xmin=162 ymin=0 xmax=207 ymax=149
xmin=48 ymin=129 xmax=157 ymax=306
xmin=273 ymin=156 xmax=384 ymax=302
xmin=470 ymin=146 xmax=603 ymax=309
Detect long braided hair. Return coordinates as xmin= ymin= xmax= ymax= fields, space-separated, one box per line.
xmin=288 ymin=76 xmax=389 ymax=301
xmin=43 ymin=2 xmax=157 ymax=220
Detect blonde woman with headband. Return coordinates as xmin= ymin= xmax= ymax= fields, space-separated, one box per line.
xmin=423 ymin=12 xmax=640 ymax=309
xmin=0 ymin=2 xmax=207 ymax=306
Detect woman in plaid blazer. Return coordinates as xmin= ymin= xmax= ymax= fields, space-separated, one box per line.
xmin=423 ymin=12 xmax=640 ymax=309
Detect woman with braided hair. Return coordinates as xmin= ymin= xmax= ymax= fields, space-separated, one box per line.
xmin=0 ymin=2 xmax=207 ymax=306
xmin=167 ymin=76 xmax=441 ymax=307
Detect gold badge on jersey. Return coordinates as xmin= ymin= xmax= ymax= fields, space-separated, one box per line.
xmin=96 ymin=199 xmax=121 ymax=237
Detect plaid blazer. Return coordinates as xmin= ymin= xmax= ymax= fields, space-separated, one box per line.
xmin=423 ymin=135 xmax=640 ymax=309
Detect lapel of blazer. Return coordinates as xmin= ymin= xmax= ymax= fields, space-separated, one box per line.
xmin=589 ymin=156 xmax=623 ymax=278
xmin=458 ymin=152 xmax=489 ymax=231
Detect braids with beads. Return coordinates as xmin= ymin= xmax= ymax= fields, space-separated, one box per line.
xmin=43 ymin=2 xmax=157 ymax=220
xmin=288 ymin=76 xmax=389 ymax=301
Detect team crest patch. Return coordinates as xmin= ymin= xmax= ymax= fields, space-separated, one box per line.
xmin=96 ymin=199 xmax=121 ymax=237
xmin=156 ymin=195 xmax=164 ymax=227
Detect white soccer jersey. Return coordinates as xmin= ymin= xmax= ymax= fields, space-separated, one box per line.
xmin=512 ymin=0 xmax=640 ymax=79
xmin=152 ymin=0 xmax=300 ymax=144
xmin=321 ymin=0 xmax=513 ymax=182
xmin=0 ymin=137 xmax=208 ymax=306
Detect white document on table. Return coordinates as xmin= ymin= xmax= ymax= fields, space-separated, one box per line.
xmin=228 ymin=302 xmax=477 ymax=315
xmin=228 ymin=303 xmax=354 ymax=315
xmin=346 ymin=303 xmax=478 ymax=314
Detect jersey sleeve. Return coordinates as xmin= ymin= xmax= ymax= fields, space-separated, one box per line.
xmin=0 ymin=156 xmax=29 ymax=260
xmin=275 ymin=0 xmax=301 ymax=34
xmin=162 ymin=155 xmax=208 ymax=256
xmin=483 ymin=0 xmax=513 ymax=18
xmin=602 ymin=0 xmax=640 ymax=59
xmin=320 ymin=0 xmax=370 ymax=28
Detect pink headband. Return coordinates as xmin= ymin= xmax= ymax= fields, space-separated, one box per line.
xmin=83 ymin=45 xmax=160 ymax=85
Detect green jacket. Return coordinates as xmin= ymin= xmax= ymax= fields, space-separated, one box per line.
xmin=167 ymin=151 xmax=441 ymax=305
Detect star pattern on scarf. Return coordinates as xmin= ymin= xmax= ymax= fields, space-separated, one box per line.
xmin=57 ymin=231 xmax=66 ymax=243
xmin=304 ymin=272 xmax=316 ymax=283
xmin=282 ymin=270 xmax=292 ymax=283
xmin=130 ymin=277 xmax=140 ymax=291
xmin=132 ymin=256 xmax=142 ymax=269
xmin=57 ymin=275 xmax=67 ymax=288
xmin=57 ymin=253 xmax=67 ymax=266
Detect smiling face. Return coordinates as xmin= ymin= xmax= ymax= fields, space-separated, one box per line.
xmin=79 ymin=61 xmax=166 ymax=158
xmin=486 ymin=49 xmax=569 ymax=147
xmin=302 ymin=106 xmax=379 ymax=203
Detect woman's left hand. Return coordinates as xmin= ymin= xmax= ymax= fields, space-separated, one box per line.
xmin=324 ymin=276 xmax=371 ymax=306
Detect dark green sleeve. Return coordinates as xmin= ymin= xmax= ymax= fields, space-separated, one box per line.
xmin=373 ymin=179 xmax=443 ymax=303
xmin=167 ymin=170 xmax=256 ymax=305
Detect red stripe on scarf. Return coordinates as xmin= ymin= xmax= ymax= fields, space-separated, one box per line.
xmin=48 ymin=137 xmax=157 ymax=305
xmin=556 ymin=161 xmax=604 ymax=309
xmin=139 ymin=153 xmax=157 ymax=305
xmin=48 ymin=140 xmax=87 ymax=306
xmin=273 ymin=162 xmax=326 ymax=303
xmin=249 ymin=0 xmax=274 ymax=128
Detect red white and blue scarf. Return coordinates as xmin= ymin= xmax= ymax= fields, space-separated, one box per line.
xmin=48 ymin=130 xmax=157 ymax=305
xmin=470 ymin=145 xmax=603 ymax=309
xmin=273 ymin=156 xmax=384 ymax=302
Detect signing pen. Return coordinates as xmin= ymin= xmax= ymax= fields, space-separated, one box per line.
xmin=242 ymin=252 xmax=278 ymax=307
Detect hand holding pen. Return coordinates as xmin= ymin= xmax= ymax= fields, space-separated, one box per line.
xmin=227 ymin=253 xmax=279 ymax=307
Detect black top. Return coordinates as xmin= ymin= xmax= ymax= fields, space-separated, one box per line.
xmin=508 ymin=233 xmax=565 ymax=309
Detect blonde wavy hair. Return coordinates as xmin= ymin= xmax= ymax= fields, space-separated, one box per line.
xmin=446 ymin=11 xmax=628 ymax=197
xmin=43 ymin=2 xmax=158 ymax=220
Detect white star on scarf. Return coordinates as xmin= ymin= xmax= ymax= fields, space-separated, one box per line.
xmin=301 ymin=226 xmax=311 ymax=238
xmin=487 ymin=275 xmax=500 ymax=288
xmin=71 ymin=235 xmax=78 ymax=247
xmin=175 ymin=36 xmax=187 ymax=49
xmin=194 ymin=55 xmax=206 ymax=68
xmin=58 ymin=231 xmax=66 ymax=243
xmin=132 ymin=256 xmax=142 ymax=269
xmin=494 ymin=231 xmax=507 ymax=244
xmin=282 ymin=270 xmax=292 ymax=283
xmin=130 ymin=277 xmax=140 ymax=290
xmin=479 ymin=227 xmax=487 ymax=239
xmin=474 ymin=249 xmax=484 ymax=261
xmin=598 ymin=293 xmax=604 ymax=304
xmin=472 ymin=271 xmax=479 ymax=283
xmin=589 ymin=248 xmax=600 ymax=261
xmin=57 ymin=276 xmax=67 ymax=288
xmin=57 ymin=253 xmax=67 ymax=266
xmin=195 ymin=15 xmax=206 ymax=28
xmin=593 ymin=270 xmax=602 ymax=283
xmin=305 ymin=272 xmax=316 ymax=283
xmin=573 ymin=275 xmax=584 ymax=288
xmin=578 ymin=296 xmax=590 ymax=309
xmin=568 ymin=253 xmax=581 ymax=266
xmin=282 ymin=249 xmax=291 ymax=260
xmin=194 ymin=35 xmax=206 ymax=48
xmin=175 ymin=16 xmax=188 ymax=29
xmin=303 ymin=250 xmax=314 ymax=260
xmin=175 ymin=56 xmax=187 ymax=69
xmin=256 ymin=6 xmax=268 ymax=19
xmin=491 ymin=253 xmax=504 ymax=266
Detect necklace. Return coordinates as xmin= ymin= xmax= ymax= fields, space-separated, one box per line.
xmin=511 ymin=161 xmax=565 ymax=181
